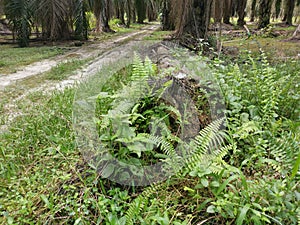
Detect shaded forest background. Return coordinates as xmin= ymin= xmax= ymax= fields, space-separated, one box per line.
xmin=0 ymin=0 xmax=299 ymax=47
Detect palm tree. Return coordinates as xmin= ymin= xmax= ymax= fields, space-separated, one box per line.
xmin=0 ymin=0 xmax=4 ymax=16
xmin=237 ymin=0 xmax=247 ymax=26
xmin=74 ymin=0 xmax=89 ymax=40
xmin=275 ymin=0 xmax=282 ymax=19
xmin=125 ymin=0 xmax=133 ymax=27
xmin=147 ymin=0 xmax=158 ymax=21
xmin=257 ymin=0 xmax=273 ymax=29
xmin=4 ymin=0 xmax=32 ymax=47
xmin=250 ymin=0 xmax=257 ymax=22
xmin=175 ymin=0 xmax=213 ymax=40
xmin=31 ymin=0 xmax=72 ymax=40
xmin=284 ymin=0 xmax=296 ymax=25
xmin=114 ymin=0 xmax=126 ymax=25
xmin=135 ymin=0 xmax=147 ymax=23
xmin=223 ymin=0 xmax=232 ymax=24
xmin=161 ymin=0 xmax=175 ymax=30
xmin=91 ymin=0 xmax=113 ymax=32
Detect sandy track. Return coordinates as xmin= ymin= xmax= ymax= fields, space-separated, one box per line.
xmin=0 ymin=24 xmax=159 ymax=89
xmin=0 ymin=24 xmax=161 ymax=132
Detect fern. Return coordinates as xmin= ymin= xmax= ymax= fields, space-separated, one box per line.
xmin=261 ymin=131 xmax=300 ymax=179
xmin=126 ymin=182 xmax=167 ymax=225
xmin=125 ymin=118 xmax=231 ymax=224
xmin=97 ymin=53 xmax=154 ymax=132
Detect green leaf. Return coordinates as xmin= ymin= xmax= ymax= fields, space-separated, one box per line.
xmin=251 ymin=215 xmax=262 ymax=225
xmin=207 ymin=205 xmax=216 ymax=213
xmin=40 ymin=194 xmax=50 ymax=208
xmin=184 ymin=186 xmax=195 ymax=193
xmin=216 ymin=174 xmax=239 ymax=196
xmin=290 ymin=152 xmax=300 ymax=180
xmin=7 ymin=217 xmax=14 ymax=225
xmin=210 ymin=181 xmax=220 ymax=187
xmin=102 ymin=164 xmax=115 ymax=178
xmin=236 ymin=204 xmax=250 ymax=225
xmin=201 ymin=178 xmax=209 ymax=187
xmin=74 ymin=218 xmax=81 ymax=225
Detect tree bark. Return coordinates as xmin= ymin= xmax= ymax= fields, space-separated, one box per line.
xmin=126 ymin=0 xmax=131 ymax=27
xmin=223 ymin=0 xmax=232 ymax=24
xmin=101 ymin=0 xmax=113 ymax=32
xmin=135 ymin=0 xmax=146 ymax=23
xmin=147 ymin=0 xmax=157 ymax=21
xmin=258 ymin=0 xmax=274 ymax=29
xmin=237 ymin=0 xmax=247 ymax=26
xmin=250 ymin=0 xmax=257 ymax=22
xmin=162 ymin=0 xmax=175 ymax=30
xmin=214 ymin=0 xmax=223 ymax=23
xmin=285 ymin=0 xmax=296 ymax=25
xmin=176 ymin=0 xmax=213 ymax=40
xmin=275 ymin=0 xmax=282 ymax=19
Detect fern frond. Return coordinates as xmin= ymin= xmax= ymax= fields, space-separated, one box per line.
xmin=125 ymin=182 xmax=167 ymax=225
xmin=267 ymin=132 xmax=300 ymax=178
xmin=143 ymin=134 xmax=176 ymax=158
xmin=132 ymin=52 xmax=148 ymax=82
xmin=191 ymin=118 xmax=225 ymax=155
xmin=183 ymin=118 xmax=228 ymax=173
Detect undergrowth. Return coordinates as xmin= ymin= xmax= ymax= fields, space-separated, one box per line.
xmin=0 ymin=50 xmax=299 ymax=225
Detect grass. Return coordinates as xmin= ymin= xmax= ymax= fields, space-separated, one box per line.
xmin=223 ymin=37 xmax=300 ymax=58
xmin=143 ymin=30 xmax=173 ymax=41
xmin=0 ymin=65 xmax=138 ymax=223
xmin=221 ymin=24 xmax=300 ymax=60
xmin=0 ymin=22 xmax=154 ymax=75
xmin=1 ymin=49 xmax=299 ymax=224
xmin=89 ymin=21 xmax=152 ymax=42
xmin=0 ymin=46 xmax=66 ymax=74
xmin=0 ymin=23 xmax=299 ymax=224
xmin=44 ymin=58 xmax=90 ymax=81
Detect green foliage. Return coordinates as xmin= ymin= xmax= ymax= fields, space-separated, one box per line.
xmin=4 ymin=0 xmax=32 ymax=47
xmin=1 ymin=46 xmax=299 ymax=225
xmin=211 ymin=53 xmax=300 ymax=224
xmin=44 ymin=59 xmax=89 ymax=80
xmin=74 ymin=0 xmax=89 ymax=40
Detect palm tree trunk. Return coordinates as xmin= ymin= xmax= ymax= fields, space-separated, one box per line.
xmin=223 ymin=0 xmax=232 ymax=24
xmin=275 ymin=0 xmax=282 ymax=19
xmin=214 ymin=0 xmax=223 ymax=23
xmin=126 ymin=0 xmax=132 ymax=27
xmin=250 ymin=0 xmax=257 ymax=22
xmin=258 ymin=0 xmax=274 ymax=29
xmin=176 ymin=0 xmax=213 ymax=40
xmin=237 ymin=0 xmax=247 ymax=26
xmin=162 ymin=0 xmax=175 ymax=30
xmin=135 ymin=0 xmax=146 ymax=23
xmin=285 ymin=0 xmax=296 ymax=25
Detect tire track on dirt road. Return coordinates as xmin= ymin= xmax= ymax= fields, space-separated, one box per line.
xmin=0 ymin=24 xmax=161 ymax=133
xmin=0 ymin=24 xmax=159 ymax=89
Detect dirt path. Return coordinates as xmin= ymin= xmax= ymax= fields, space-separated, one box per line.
xmin=0 ymin=24 xmax=159 ymax=89
xmin=0 ymin=24 xmax=161 ymax=132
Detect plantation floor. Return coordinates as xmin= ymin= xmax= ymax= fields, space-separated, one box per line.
xmin=0 ymin=24 xmax=159 ymax=88
xmin=0 ymin=23 xmax=163 ymax=132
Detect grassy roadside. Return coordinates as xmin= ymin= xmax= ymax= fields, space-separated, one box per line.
xmin=0 ymin=22 xmax=155 ymax=75
xmin=0 ymin=46 xmax=66 ymax=74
